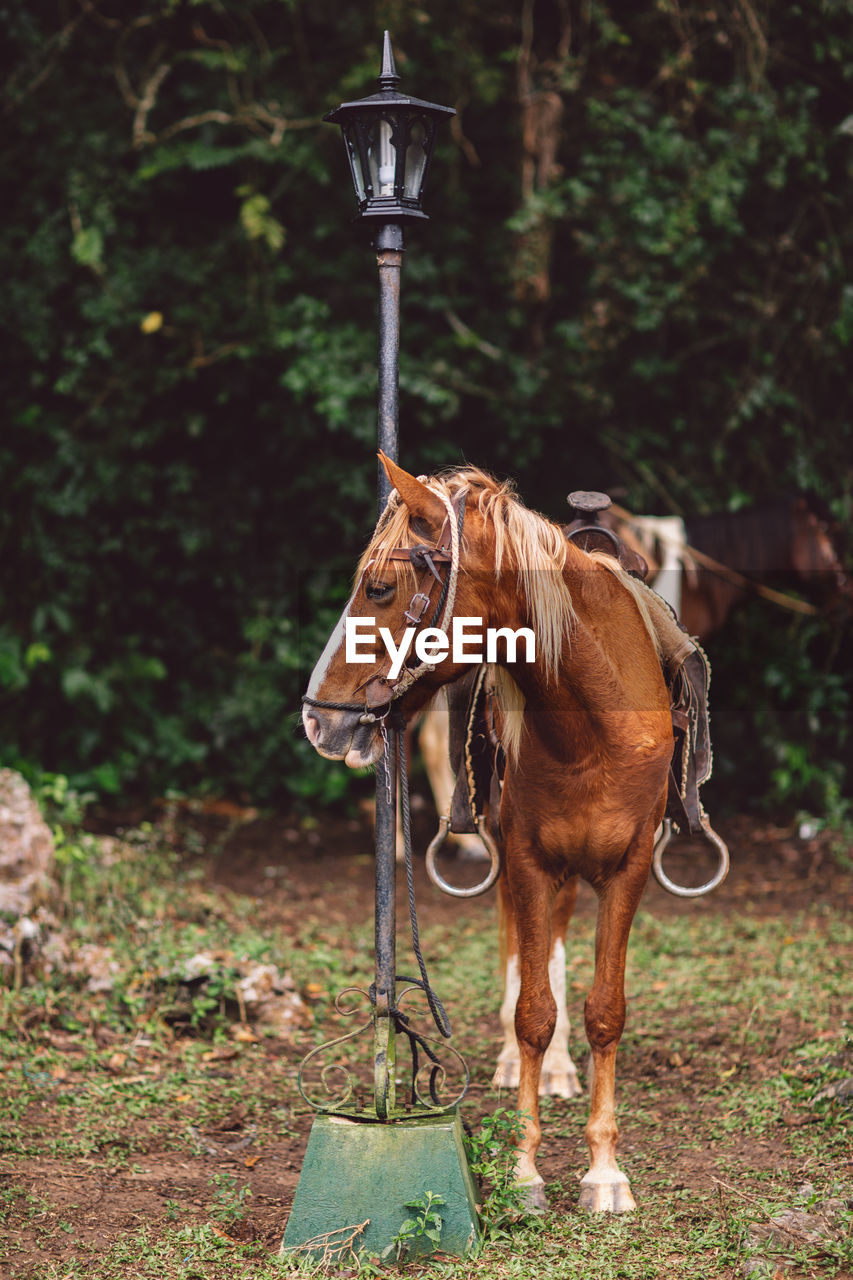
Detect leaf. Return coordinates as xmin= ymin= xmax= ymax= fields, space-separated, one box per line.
xmin=71 ymin=226 xmax=104 ymax=270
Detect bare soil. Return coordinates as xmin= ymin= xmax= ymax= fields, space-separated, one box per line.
xmin=1 ymin=806 xmax=851 ymax=1276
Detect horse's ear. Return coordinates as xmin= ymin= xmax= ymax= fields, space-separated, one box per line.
xmin=379 ymin=452 xmax=446 ymax=533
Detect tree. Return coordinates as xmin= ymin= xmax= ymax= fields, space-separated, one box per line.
xmin=1 ymin=0 xmax=851 ymax=814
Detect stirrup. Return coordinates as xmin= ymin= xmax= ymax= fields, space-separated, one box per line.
xmin=652 ymin=817 xmax=730 ymax=898
xmin=425 ymin=814 xmax=501 ymax=898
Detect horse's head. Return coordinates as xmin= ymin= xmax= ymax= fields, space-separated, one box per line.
xmin=301 ymin=455 xmax=499 ymax=768
xmin=790 ymin=497 xmax=853 ymax=610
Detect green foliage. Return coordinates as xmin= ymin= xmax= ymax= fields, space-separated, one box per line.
xmin=1 ymin=0 xmax=851 ymax=811
xmin=465 ymin=1108 xmax=530 ymax=1240
xmin=382 ymin=1191 xmax=446 ymax=1263
xmin=208 ymin=1171 xmax=252 ymax=1227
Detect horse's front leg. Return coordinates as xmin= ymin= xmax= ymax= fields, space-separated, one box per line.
xmin=580 ymin=826 xmax=654 ymax=1213
xmin=505 ymin=855 xmax=557 ymax=1213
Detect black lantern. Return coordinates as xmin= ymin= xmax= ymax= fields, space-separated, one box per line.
xmin=324 ymin=32 xmax=455 ymax=222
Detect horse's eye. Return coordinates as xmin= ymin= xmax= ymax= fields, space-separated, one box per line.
xmin=366 ymin=581 xmax=394 ymax=603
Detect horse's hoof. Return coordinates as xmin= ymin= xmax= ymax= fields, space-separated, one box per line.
xmin=578 ymin=1178 xmax=636 ymax=1214
xmin=517 ymin=1180 xmax=549 ymax=1216
xmin=539 ymin=1067 xmax=582 ymax=1099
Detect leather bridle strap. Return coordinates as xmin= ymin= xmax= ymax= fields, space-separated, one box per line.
xmin=302 ymin=487 xmax=466 ymax=722
xmin=367 ymin=489 xmax=465 ymax=705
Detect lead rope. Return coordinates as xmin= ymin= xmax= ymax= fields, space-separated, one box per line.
xmin=368 ymin=722 xmax=452 ymax=1106
xmin=394 ymin=725 xmax=451 ymax=1038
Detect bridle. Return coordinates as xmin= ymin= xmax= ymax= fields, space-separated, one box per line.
xmin=301 ymin=485 xmax=466 ymax=727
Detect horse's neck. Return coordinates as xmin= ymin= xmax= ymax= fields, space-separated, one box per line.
xmin=499 ymin=564 xmax=664 ymax=753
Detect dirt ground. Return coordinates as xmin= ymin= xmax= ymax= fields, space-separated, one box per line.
xmin=2 ymin=804 xmax=852 ymax=1275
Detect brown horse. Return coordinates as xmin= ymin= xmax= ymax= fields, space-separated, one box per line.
xmin=603 ymin=497 xmax=853 ymax=640
xmin=302 ymin=455 xmax=676 ymax=1213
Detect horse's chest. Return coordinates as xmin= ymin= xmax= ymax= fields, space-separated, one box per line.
xmin=504 ymin=746 xmax=667 ymax=866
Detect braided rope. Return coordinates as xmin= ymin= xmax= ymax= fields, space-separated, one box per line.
xmin=397 ymin=730 xmax=452 ymax=1040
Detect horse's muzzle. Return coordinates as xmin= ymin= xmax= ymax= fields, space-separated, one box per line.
xmin=301 ymin=704 xmax=384 ymax=768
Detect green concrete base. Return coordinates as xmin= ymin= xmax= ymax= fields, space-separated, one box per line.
xmin=282 ymin=1111 xmax=480 ymax=1262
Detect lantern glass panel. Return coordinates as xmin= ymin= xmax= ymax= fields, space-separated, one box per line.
xmin=403 ymin=117 xmax=429 ymax=199
xmin=344 ymin=124 xmax=367 ymax=202
xmin=365 ymin=116 xmax=398 ymax=198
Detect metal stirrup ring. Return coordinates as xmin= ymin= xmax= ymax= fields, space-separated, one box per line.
xmin=652 ymin=818 xmax=730 ymax=898
xmin=425 ymin=814 xmax=501 ymax=899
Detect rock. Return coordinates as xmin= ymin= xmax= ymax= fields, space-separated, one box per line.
xmin=169 ymin=953 xmax=308 ymax=1036
xmin=74 ymin=942 xmax=122 ymax=993
xmin=180 ymin=952 xmax=218 ymax=982
xmin=0 ymin=768 xmax=54 ymax=917
xmin=0 ymin=770 xmax=56 ymax=979
xmin=237 ymin=962 xmax=308 ymax=1034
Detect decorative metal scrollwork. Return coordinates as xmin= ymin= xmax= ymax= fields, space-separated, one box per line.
xmin=297 ymin=988 xmax=375 ymax=1114
xmin=297 ymin=982 xmax=468 ymax=1118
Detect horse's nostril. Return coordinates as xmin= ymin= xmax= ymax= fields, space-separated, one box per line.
xmin=304 ymin=711 xmax=322 ymax=743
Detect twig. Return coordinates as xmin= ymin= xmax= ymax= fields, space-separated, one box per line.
xmin=711 ymin=1178 xmax=822 ymax=1243
xmin=133 ymin=60 xmax=172 ymax=148
xmin=444 ymin=310 xmax=503 ymax=362
xmin=1 ymin=10 xmax=86 ymax=117
xmin=284 ymin=1219 xmax=370 ymax=1269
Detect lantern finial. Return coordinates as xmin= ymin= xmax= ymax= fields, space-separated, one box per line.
xmin=378 ymin=31 xmax=400 ymax=91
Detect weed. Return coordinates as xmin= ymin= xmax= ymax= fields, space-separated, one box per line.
xmin=465 ymin=1108 xmax=530 ymax=1240
xmin=382 ymin=1191 xmax=446 ymax=1263
xmin=208 ymin=1170 xmax=252 ymax=1226
xmin=2 ymin=814 xmax=852 ymax=1279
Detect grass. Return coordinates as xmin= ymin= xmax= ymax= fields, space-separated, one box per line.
xmin=0 ymin=808 xmax=851 ymax=1278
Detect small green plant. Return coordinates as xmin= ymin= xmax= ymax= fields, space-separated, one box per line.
xmin=208 ymin=1171 xmax=251 ymax=1227
xmin=465 ymin=1108 xmax=529 ymax=1240
xmin=382 ymin=1191 xmax=446 ymax=1263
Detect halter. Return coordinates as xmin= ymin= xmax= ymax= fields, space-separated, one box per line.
xmin=301 ymin=485 xmax=466 ymax=725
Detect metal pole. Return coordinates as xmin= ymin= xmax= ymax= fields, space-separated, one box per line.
xmin=375 ymin=223 xmax=403 ymax=508
xmin=373 ymin=220 xmax=404 ymax=1119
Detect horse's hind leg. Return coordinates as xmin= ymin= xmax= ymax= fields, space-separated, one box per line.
xmin=580 ymin=828 xmax=654 ymax=1213
xmin=493 ymin=876 xmax=581 ymax=1099
xmin=541 ymin=877 xmax=582 ymax=1097
xmin=504 ymin=857 xmax=558 ymax=1212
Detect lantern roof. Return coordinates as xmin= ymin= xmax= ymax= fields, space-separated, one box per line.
xmin=324 ymin=32 xmax=455 ymax=125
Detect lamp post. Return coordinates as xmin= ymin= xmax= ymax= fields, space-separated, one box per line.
xmin=325 ymin=33 xmax=455 ymax=1121
xmin=282 ymin=36 xmax=479 ymax=1264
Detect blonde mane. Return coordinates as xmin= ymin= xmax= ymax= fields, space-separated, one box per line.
xmin=357 ymin=467 xmax=578 ymax=683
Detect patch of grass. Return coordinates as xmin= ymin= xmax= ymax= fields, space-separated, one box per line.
xmin=2 ymin=809 xmax=852 ymax=1278
xmin=18 ymin=1222 xmax=281 ymax=1279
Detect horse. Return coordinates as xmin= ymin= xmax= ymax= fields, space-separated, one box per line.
xmin=601 ymin=496 xmax=853 ymax=640
xmin=302 ymin=454 xmax=679 ymax=1214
